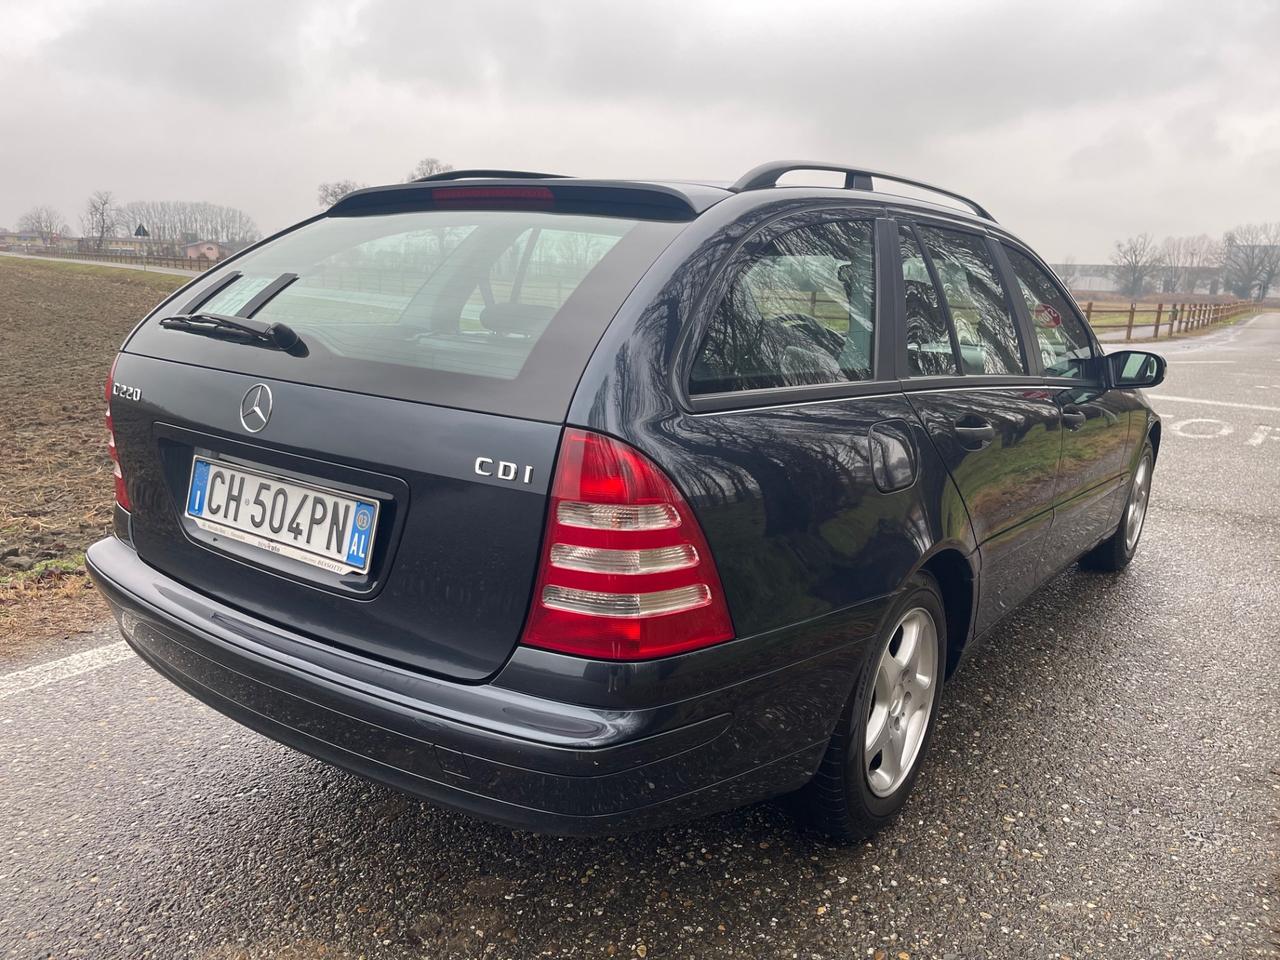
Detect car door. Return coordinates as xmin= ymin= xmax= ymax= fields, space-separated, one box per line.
xmin=668 ymin=211 xmax=941 ymax=639
xmin=894 ymin=220 xmax=1063 ymax=636
xmin=998 ymin=242 xmax=1136 ymax=571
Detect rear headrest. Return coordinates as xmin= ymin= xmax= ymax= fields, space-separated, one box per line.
xmin=480 ymin=302 xmax=556 ymax=336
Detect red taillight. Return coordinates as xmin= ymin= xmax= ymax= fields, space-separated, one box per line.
xmin=431 ymin=186 xmax=555 ymax=204
xmin=520 ymin=429 xmax=734 ymax=660
xmin=104 ymin=357 xmax=130 ymax=510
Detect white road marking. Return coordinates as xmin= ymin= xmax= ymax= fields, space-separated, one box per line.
xmin=1168 ymin=360 xmax=1236 ymax=364
xmin=0 ymin=641 xmax=131 ymax=702
xmin=1169 ymin=418 xmax=1233 ymax=439
xmin=1148 ymin=394 xmax=1280 ymax=414
xmin=1248 ymin=425 xmax=1278 ymax=446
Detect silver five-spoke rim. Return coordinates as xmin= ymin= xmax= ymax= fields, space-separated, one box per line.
xmin=1124 ymin=456 xmax=1152 ymax=552
xmin=865 ymin=607 xmax=938 ymax=798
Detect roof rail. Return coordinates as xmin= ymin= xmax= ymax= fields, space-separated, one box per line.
xmin=730 ymin=161 xmax=995 ymax=222
xmin=414 ymin=169 xmax=568 ymax=183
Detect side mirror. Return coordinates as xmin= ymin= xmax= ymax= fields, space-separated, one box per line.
xmin=1107 ymin=350 xmax=1166 ymax=389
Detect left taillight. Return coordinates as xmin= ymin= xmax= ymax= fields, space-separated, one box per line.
xmin=104 ymin=357 xmax=130 ymax=510
xmin=519 ymin=428 xmax=735 ymax=661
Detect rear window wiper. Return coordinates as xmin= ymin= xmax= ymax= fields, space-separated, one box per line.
xmin=159 ymin=313 xmax=305 ymax=353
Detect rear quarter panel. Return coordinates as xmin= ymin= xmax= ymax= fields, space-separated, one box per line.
xmin=568 ymin=194 xmax=978 ymax=646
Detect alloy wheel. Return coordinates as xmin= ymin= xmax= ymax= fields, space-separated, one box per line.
xmin=865 ymin=607 xmax=938 ymax=798
xmin=1124 ymin=456 xmax=1153 ymax=552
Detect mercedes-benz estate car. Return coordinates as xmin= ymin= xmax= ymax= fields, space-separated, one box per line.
xmin=89 ymin=162 xmax=1165 ymax=838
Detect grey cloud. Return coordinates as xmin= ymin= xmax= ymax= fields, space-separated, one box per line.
xmin=48 ymin=0 xmax=317 ymax=103
xmin=343 ymin=0 xmax=1249 ymax=140
xmin=0 ymin=0 xmax=1277 ymax=260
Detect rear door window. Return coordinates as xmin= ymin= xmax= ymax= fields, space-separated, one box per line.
xmin=1002 ymin=245 xmax=1096 ymax=378
xmin=690 ymin=218 xmax=876 ymax=394
xmin=917 ymin=226 xmax=1027 ymax=376
xmin=125 ymin=210 xmax=681 ymax=422
xmin=898 ymin=224 xmax=958 ymax=377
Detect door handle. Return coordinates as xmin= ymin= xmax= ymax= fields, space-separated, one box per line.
xmin=953 ymin=418 xmax=995 ymax=449
xmin=1062 ymin=406 xmax=1088 ymax=431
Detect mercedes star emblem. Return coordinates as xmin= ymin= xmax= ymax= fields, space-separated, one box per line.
xmin=239 ymin=383 xmax=273 ymax=433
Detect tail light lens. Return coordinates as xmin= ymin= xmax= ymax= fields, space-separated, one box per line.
xmin=520 ymin=429 xmax=734 ymax=660
xmin=104 ymin=358 xmax=130 ymax=510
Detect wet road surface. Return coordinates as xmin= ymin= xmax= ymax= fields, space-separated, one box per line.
xmin=3 ymin=316 xmax=1279 ymax=959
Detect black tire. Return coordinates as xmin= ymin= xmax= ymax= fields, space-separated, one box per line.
xmin=791 ymin=572 xmax=947 ymax=841
xmin=1079 ymin=440 xmax=1155 ymax=573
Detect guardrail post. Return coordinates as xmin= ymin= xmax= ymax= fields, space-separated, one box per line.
xmin=1154 ymin=303 xmax=1164 ymax=338
xmin=1085 ymin=301 xmax=1094 ymax=325
xmin=1172 ymin=302 xmax=1181 ymax=333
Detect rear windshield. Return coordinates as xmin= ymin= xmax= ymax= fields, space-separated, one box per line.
xmin=126 ymin=209 xmax=681 ymax=421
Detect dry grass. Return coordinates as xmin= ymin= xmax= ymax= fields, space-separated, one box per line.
xmin=0 ymin=257 xmax=189 ymax=653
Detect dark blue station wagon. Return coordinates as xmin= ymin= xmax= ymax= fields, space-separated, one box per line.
xmin=89 ymin=163 xmax=1165 ymax=838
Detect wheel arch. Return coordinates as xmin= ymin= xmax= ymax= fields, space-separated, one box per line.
xmin=916 ymin=547 xmax=976 ymax=677
xmin=1148 ymin=418 xmax=1161 ymax=462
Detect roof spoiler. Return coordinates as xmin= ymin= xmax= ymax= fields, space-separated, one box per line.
xmin=328 ymin=179 xmax=716 ymax=221
xmin=413 ymin=169 xmax=568 ymax=182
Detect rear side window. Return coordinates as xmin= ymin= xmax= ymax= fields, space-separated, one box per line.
xmin=899 ymin=224 xmax=957 ymax=377
xmin=690 ymin=219 xmax=875 ymax=394
xmin=917 ymin=227 xmax=1027 ymax=376
xmin=126 ymin=210 xmax=682 ymax=421
xmin=1002 ymin=245 xmax=1095 ymax=378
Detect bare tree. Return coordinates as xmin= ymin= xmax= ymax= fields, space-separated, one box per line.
xmin=1109 ymin=234 xmax=1163 ymax=298
xmin=1158 ymin=236 xmax=1190 ymax=293
xmin=17 ymin=205 xmax=67 ymax=246
xmin=1056 ymin=256 xmax=1079 ymax=287
xmin=404 ymin=157 xmax=454 ymax=182
xmin=79 ymin=190 xmax=119 ymax=250
xmin=1219 ymin=223 xmax=1280 ymax=300
xmin=317 ymin=180 xmax=367 ymax=208
xmin=1257 ymin=223 xmax=1280 ymax=299
xmin=115 ymin=200 xmax=260 ymax=249
xmin=1181 ymin=234 xmax=1219 ymax=293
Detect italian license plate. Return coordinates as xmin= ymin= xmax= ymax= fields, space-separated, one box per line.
xmin=185 ymin=457 xmax=378 ymax=574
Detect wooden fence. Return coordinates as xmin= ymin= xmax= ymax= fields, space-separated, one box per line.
xmin=1081 ymin=299 xmax=1255 ymax=340
xmin=9 ymin=249 xmax=225 ymax=272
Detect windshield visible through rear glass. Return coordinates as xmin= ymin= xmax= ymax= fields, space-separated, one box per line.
xmin=127 ymin=209 xmax=680 ymax=421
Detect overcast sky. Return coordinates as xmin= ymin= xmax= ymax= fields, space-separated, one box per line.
xmin=2 ymin=0 xmax=1277 ymax=261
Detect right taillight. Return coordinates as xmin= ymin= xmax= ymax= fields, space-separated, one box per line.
xmin=104 ymin=357 xmax=130 ymax=510
xmin=520 ymin=429 xmax=735 ymax=661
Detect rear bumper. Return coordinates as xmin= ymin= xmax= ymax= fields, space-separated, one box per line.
xmin=87 ymin=537 xmax=884 ymax=835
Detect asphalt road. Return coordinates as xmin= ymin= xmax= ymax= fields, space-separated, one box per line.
xmin=4 ymin=316 xmax=1279 ymax=960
